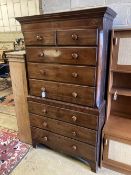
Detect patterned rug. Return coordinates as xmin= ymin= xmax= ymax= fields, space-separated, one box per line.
xmin=0 ymin=79 xmax=11 ymax=91
xmin=0 ymin=128 xmax=30 ymax=175
xmin=0 ymin=93 xmax=14 ymax=106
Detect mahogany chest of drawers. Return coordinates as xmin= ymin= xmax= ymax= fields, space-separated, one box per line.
xmin=16 ymin=7 xmax=116 ymax=173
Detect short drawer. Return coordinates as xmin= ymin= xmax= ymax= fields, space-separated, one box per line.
xmin=30 ymin=113 xmax=97 ymax=146
xmin=24 ymin=31 xmax=55 ymax=45
xmin=57 ymin=29 xmax=98 ymax=46
xmin=26 ymin=47 xmax=97 ymax=66
xmin=27 ymin=63 xmax=96 ymax=86
xmin=28 ymin=101 xmax=98 ymax=130
xmin=31 ymin=127 xmax=96 ymax=162
xmin=29 ymin=79 xmax=96 ymax=107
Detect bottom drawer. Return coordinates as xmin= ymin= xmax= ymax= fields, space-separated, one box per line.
xmin=31 ymin=127 xmax=96 ymax=162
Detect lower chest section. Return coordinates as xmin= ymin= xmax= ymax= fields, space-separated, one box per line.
xmin=28 ymin=99 xmax=104 ymax=164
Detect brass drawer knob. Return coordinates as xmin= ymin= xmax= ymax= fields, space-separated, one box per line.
xmin=72 ymin=53 xmax=79 ymax=59
xmin=43 ymin=136 xmax=48 ymax=142
xmin=42 ymin=109 xmax=47 ymax=114
xmin=72 ymin=115 xmax=77 ymax=122
xmin=36 ymin=35 xmax=43 ymax=41
xmin=72 ymin=145 xmax=77 ymax=151
xmin=41 ymin=87 xmax=46 ymax=91
xmin=39 ymin=52 xmax=44 ymax=57
xmin=72 ymin=72 xmax=78 ymax=78
xmin=72 ymin=92 xmax=77 ymax=98
xmin=72 ymin=131 xmax=77 ymax=136
xmin=40 ymin=70 xmax=46 ymax=75
xmin=71 ymin=34 xmax=78 ymax=40
xmin=43 ymin=121 xmax=47 ymax=127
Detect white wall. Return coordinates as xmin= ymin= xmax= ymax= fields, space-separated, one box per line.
xmin=0 ymin=0 xmax=40 ymax=32
xmin=1 ymin=0 xmax=130 ymax=32
xmin=42 ymin=0 xmax=131 ymax=27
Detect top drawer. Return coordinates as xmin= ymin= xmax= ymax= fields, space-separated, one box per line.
xmin=24 ymin=31 xmax=56 ymax=46
xmin=24 ymin=29 xmax=98 ymax=46
xmin=57 ymin=29 xmax=98 ymax=46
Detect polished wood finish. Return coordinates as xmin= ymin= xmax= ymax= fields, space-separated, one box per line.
xmin=104 ymin=115 xmax=131 ymax=142
xmin=110 ymin=88 xmax=131 ymax=97
xmin=26 ymin=47 xmax=97 ymax=66
xmin=31 ymin=127 xmax=96 ymax=162
xmin=29 ymin=79 xmax=95 ymax=107
xmin=103 ymin=29 xmax=131 ymax=174
xmin=24 ymin=31 xmax=56 ymax=46
xmin=57 ymin=29 xmax=98 ymax=46
xmin=17 ymin=7 xmax=116 ymax=173
xmin=16 ymin=7 xmax=116 ymax=25
xmin=111 ymin=95 xmax=131 ymax=118
xmin=113 ymin=72 xmax=131 ymax=89
xmin=27 ymin=96 xmax=102 ymax=115
xmin=27 ymin=63 xmax=96 ymax=86
xmin=30 ymin=113 xmax=97 ymax=146
xmin=28 ymin=101 xmax=98 ymax=130
xmin=6 ymin=51 xmax=32 ymax=144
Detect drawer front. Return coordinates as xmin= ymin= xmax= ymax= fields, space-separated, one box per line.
xmin=31 ymin=127 xmax=96 ymax=161
xmin=30 ymin=114 xmax=97 ymax=146
xmin=28 ymin=101 xmax=98 ymax=130
xmin=26 ymin=47 xmax=97 ymax=66
xmin=57 ymin=29 xmax=98 ymax=46
xmin=27 ymin=63 xmax=96 ymax=86
xmin=29 ymin=79 xmax=95 ymax=107
xmin=24 ymin=31 xmax=55 ymax=45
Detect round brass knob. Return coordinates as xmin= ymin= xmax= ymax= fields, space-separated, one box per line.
xmin=72 ymin=115 xmax=77 ymax=122
xmin=41 ymin=87 xmax=46 ymax=91
xmin=72 ymin=53 xmax=79 ymax=59
xmin=72 ymin=145 xmax=77 ymax=151
xmin=72 ymin=92 xmax=77 ymax=98
xmin=72 ymin=131 xmax=77 ymax=136
xmin=71 ymin=34 xmax=78 ymax=40
xmin=43 ymin=121 xmax=47 ymax=127
xmin=72 ymin=72 xmax=78 ymax=78
xmin=42 ymin=109 xmax=47 ymax=114
xmin=39 ymin=52 xmax=44 ymax=57
xmin=43 ymin=136 xmax=48 ymax=141
xmin=36 ymin=35 xmax=43 ymax=41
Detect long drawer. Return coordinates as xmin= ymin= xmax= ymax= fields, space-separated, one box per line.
xmin=28 ymin=101 xmax=98 ymax=130
xmin=29 ymin=79 xmax=96 ymax=107
xmin=27 ymin=63 xmax=96 ymax=86
xmin=26 ymin=47 xmax=97 ymax=66
xmin=30 ymin=113 xmax=97 ymax=146
xmin=31 ymin=127 xmax=96 ymax=162
xmin=57 ymin=29 xmax=98 ymax=46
